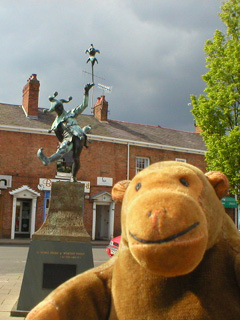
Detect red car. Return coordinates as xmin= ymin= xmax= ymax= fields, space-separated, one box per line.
xmin=106 ymin=236 xmax=121 ymax=257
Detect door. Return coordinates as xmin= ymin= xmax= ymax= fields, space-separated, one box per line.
xmin=43 ymin=191 xmax=51 ymax=222
xmin=95 ymin=205 xmax=110 ymax=240
xmin=0 ymin=195 xmax=3 ymax=237
xmin=15 ymin=199 xmax=32 ymax=238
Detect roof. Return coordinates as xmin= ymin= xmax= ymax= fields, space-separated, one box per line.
xmin=0 ymin=103 xmax=206 ymax=152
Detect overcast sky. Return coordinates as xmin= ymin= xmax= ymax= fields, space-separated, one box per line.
xmin=0 ymin=0 xmax=224 ymax=132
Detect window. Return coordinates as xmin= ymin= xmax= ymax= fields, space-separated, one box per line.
xmin=136 ymin=157 xmax=150 ymax=174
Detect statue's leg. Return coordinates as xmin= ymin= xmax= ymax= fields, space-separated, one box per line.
xmin=37 ymin=148 xmax=50 ymax=166
xmin=37 ymin=142 xmax=73 ymax=166
xmin=48 ymin=141 xmax=73 ymax=163
xmin=71 ymin=136 xmax=85 ymax=182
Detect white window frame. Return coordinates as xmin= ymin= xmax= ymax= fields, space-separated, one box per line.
xmin=136 ymin=157 xmax=150 ymax=174
xmin=175 ymin=158 xmax=187 ymax=163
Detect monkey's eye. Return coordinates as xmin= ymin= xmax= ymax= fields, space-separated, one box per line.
xmin=135 ymin=183 xmax=142 ymax=191
xmin=180 ymin=178 xmax=189 ymax=187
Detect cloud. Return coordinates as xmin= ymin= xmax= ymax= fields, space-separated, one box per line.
xmin=0 ymin=0 xmax=223 ymax=131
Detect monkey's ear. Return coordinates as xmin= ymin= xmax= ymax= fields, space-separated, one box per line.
xmin=205 ymin=171 xmax=229 ymax=199
xmin=112 ymin=180 xmax=131 ymax=203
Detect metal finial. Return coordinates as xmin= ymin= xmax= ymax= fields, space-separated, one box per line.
xmin=85 ymin=44 xmax=100 ymax=83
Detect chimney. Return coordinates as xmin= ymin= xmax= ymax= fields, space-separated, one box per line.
xmin=22 ymin=74 xmax=40 ymax=119
xmin=194 ymin=122 xmax=203 ymax=133
xmin=93 ymin=96 xmax=108 ymax=122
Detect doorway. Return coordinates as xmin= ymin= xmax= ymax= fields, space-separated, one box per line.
xmin=10 ymin=185 xmax=40 ymax=239
xmin=43 ymin=191 xmax=51 ymax=222
xmin=0 ymin=195 xmax=3 ymax=237
xmin=95 ymin=205 xmax=110 ymax=240
xmin=15 ymin=199 xmax=32 ymax=238
xmin=91 ymin=192 xmax=115 ymax=241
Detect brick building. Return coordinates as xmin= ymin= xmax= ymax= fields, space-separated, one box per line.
xmin=0 ymin=74 xmax=213 ymax=240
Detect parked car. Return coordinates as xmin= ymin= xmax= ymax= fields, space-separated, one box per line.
xmin=106 ymin=235 xmax=121 ymax=257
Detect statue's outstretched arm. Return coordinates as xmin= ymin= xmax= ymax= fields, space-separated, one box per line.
xmin=72 ymin=83 xmax=94 ymax=116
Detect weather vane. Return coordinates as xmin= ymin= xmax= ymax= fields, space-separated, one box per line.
xmin=85 ymin=44 xmax=100 ymax=83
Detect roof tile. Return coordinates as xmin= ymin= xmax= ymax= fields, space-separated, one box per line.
xmin=0 ymin=103 xmax=206 ymax=151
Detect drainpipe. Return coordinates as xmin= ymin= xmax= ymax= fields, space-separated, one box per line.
xmin=127 ymin=143 xmax=130 ymax=180
xmin=236 ymin=195 xmax=239 ymax=229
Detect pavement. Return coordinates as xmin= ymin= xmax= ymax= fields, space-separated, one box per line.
xmin=0 ymin=238 xmax=109 ymax=320
xmin=0 ymin=273 xmax=24 ymax=320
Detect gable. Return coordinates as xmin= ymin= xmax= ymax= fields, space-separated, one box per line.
xmin=9 ymin=185 xmax=40 ymax=198
xmin=91 ymin=192 xmax=112 ymax=203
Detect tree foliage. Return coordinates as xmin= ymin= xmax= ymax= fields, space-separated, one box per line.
xmin=191 ymin=0 xmax=240 ymax=195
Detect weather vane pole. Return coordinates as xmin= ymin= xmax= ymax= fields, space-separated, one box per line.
xmin=85 ymin=44 xmax=100 ymax=83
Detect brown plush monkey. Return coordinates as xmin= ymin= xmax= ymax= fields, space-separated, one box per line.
xmin=26 ymin=161 xmax=240 ymax=320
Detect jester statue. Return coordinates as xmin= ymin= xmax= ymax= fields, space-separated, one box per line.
xmin=85 ymin=44 xmax=100 ymax=66
xmin=37 ymin=83 xmax=94 ymax=182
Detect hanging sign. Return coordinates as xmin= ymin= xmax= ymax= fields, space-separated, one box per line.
xmin=38 ymin=178 xmax=90 ymax=193
xmin=222 ymin=197 xmax=238 ymax=208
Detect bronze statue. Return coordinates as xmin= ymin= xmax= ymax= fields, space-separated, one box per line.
xmin=37 ymin=83 xmax=94 ymax=182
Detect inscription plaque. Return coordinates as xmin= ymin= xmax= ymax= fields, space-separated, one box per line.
xmin=43 ymin=263 xmax=77 ymax=289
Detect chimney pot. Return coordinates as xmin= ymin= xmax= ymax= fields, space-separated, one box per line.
xmin=194 ymin=122 xmax=202 ymax=133
xmin=93 ymin=95 xmax=108 ymax=122
xmin=30 ymin=74 xmax=37 ymax=80
xmin=22 ymin=74 xmax=40 ymax=119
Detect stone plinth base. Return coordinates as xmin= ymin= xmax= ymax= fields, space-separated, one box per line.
xmin=15 ymin=240 xmax=93 ymax=313
xmin=13 ymin=181 xmax=94 ymax=314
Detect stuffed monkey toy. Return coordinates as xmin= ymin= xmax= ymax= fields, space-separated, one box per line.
xmin=26 ymin=161 xmax=240 ymax=320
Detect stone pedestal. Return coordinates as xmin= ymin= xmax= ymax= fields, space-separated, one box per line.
xmin=12 ymin=182 xmax=93 ymax=316
xmin=33 ymin=182 xmax=91 ymax=242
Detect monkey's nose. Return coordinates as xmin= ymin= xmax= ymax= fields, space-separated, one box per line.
xmin=148 ymin=208 xmax=168 ymax=229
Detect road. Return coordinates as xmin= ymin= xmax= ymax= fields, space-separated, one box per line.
xmin=0 ymin=245 xmax=29 ymax=275
xmin=0 ymin=244 xmax=110 ymax=320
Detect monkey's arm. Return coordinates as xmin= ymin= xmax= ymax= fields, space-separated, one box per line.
xmin=26 ymin=261 xmax=113 ymax=320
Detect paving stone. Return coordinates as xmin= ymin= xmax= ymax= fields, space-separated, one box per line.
xmin=0 ymin=273 xmax=23 ymax=320
xmin=0 ymin=311 xmax=25 ymax=320
xmin=0 ymin=289 xmax=10 ymax=295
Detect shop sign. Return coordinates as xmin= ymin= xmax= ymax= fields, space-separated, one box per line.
xmin=97 ymin=177 xmax=113 ymax=187
xmin=222 ymin=196 xmax=238 ymax=208
xmin=0 ymin=175 xmax=12 ymax=189
xmin=38 ymin=178 xmax=90 ymax=193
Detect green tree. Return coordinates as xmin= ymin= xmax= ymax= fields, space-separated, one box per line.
xmin=191 ymin=0 xmax=240 ymax=196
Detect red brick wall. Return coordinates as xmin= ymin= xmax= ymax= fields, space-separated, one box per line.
xmin=128 ymin=146 xmax=207 ymax=178
xmin=0 ymin=130 xmax=57 ymax=237
xmin=0 ymin=129 xmax=206 ymax=238
xmin=79 ymin=141 xmax=128 ymax=183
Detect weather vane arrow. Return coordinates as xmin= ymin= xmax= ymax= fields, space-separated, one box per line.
xmin=85 ymin=44 xmax=100 ymax=83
